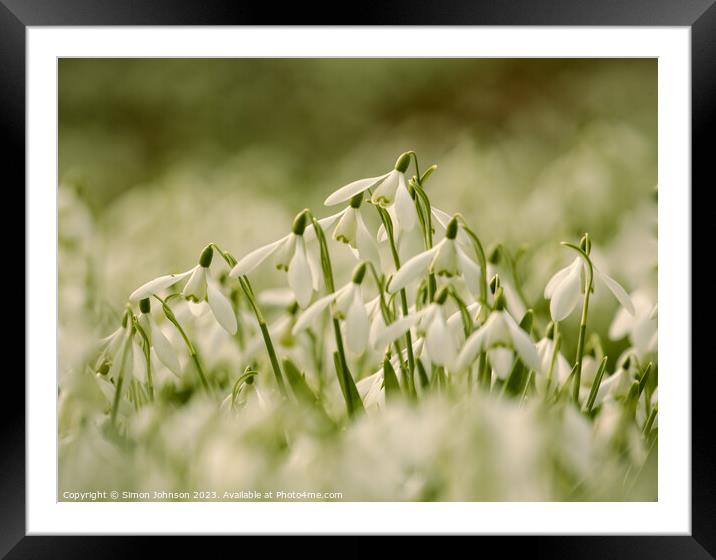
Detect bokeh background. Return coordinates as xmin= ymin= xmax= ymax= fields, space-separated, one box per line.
xmin=59 ymin=57 xmax=657 ymax=372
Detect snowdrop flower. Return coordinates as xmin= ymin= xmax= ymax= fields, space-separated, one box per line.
xmin=535 ymin=323 xmax=572 ymax=389
xmin=590 ymin=357 xmax=635 ymax=407
xmin=387 ymin=215 xmax=481 ymax=296
xmin=412 ymin=287 xmax=462 ymax=371
xmin=306 ymin=192 xmax=380 ymax=266
xmin=230 ymin=211 xmax=316 ymax=308
xmin=136 ymin=298 xmax=182 ymax=376
xmin=94 ymin=318 xmax=131 ymax=376
xmin=544 ymin=241 xmax=635 ymax=322
xmin=457 ymin=289 xmax=540 ymax=379
xmin=292 ymin=262 xmax=372 ymax=354
xmin=324 ymin=152 xmax=418 ymax=233
xmin=609 ymin=290 xmax=657 ymax=355
xmin=130 ymin=245 xmax=237 ymax=335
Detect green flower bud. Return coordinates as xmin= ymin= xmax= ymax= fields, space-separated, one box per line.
xmin=622 ymin=355 xmax=632 ymax=370
xmin=488 ymin=244 xmax=501 ymax=265
xmin=349 ymin=192 xmax=364 ymax=209
xmin=394 ymin=152 xmax=411 ymax=173
xmin=445 ymin=216 xmax=459 ymax=240
xmin=199 ymin=245 xmax=214 ymax=267
xmin=434 ymin=285 xmax=450 ymax=305
xmin=494 ymin=287 xmax=507 ymax=311
xmin=545 ymin=321 xmax=556 ymax=340
xmin=579 ymin=233 xmax=591 ymax=255
xmin=519 ymin=309 xmax=534 ymax=332
xmin=351 ymin=262 xmax=367 ymax=284
xmin=292 ymin=210 xmax=309 ymax=235
xmin=489 ymin=274 xmax=501 ymax=294
xmin=139 ymin=298 xmax=151 ymax=314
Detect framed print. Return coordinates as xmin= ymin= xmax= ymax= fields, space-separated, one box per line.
xmin=6 ymin=0 xmax=712 ymax=555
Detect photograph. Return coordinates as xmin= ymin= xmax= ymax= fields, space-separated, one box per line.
xmin=57 ymin=57 xmax=658 ymax=503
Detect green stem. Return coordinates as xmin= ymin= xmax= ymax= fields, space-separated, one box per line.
xmin=456 ymin=215 xmax=489 ymax=309
xmin=584 ymin=355 xmax=609 ymax=414
xmin=154 ymin=295 xmax=210 ymax=393
xmin=562 ymin=242 xmax=594 ymax=405
xmin=132 ymin=317 xmax=154 ymax=402
xmin=376 ymin=206 xmax=416 ymax=394
xmin=305 ymin=210 xmax=363 ymax=416
xmin=110 ymin=333 xmax=131 ymax=426
xmin=238 ymin=276 xmax=287 ymax=397
xmin=544 ymin=332 xmax=561 ymax=397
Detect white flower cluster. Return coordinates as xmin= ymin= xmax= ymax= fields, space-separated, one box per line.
xmin=91 ymin=152 xmax=657 ymax=445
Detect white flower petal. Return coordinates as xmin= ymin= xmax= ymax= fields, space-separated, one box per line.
xmin=345 ymin=293 xmax=369 ymax=354
xmin=370 ymin=170 xmax=400 ymax=206
xmin=129 ymin=270 xmax=192 ymax=301
xmin=504 ymin=311 xmax=540 ymax=371
xmin=331 ymin=208 xmax=358 ymax=246
xmin=131 ymin=339 xmax=147 ymax=383
xmin=370 ymin=312 xmax=423 ymax=351
xmin=181 ymin=266 xmax=207 ymax=302
xmin=597 ymin=268 xmax=635 ymax=315
xmin=376 ymin=222 xmax=388 ymax=243
xmin=456 ymin=326 xmax=486 ymax=371
xmin=293 ymin=292 xmax=338 ymax=334
xmin=287 ymin=237 xmax=313 ymax=308
xmin=388 ymin=246 xmax=439 ymax=293
xmin=356 ymin=213 xmax=381 ymax=266
xmin=324 ymin=173 xmax=390 ymax=206
xmin=608 ymin=307 xmax=633 ymax=340
xmin=207 ymin=276 xmax=238 ymax=335
xmin=426 ymin=312 xmax=458 ymax=371
xmin=544 ymin=258 xmax=579 ymax=298
xmin=150 ymin=320 xmax=182 ymax=376
xmin=303 ymin=209 xmax=346 ymax=242
xmin=457 ymin=247 xmax=481 ymax=295
xmin=549 ymin=262 xmax=581 ymax=321
xmin=230 ymin=237 xmax=284 ymax=277
xmin=393 ymin=176 xmax=417 ymax=231
xmin=488 ymin=347 xmax=514 ymax=380
xmin=430 ymin=239 xmax=458 ymax=276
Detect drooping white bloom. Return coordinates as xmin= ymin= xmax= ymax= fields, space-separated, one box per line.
xmin=136 ymin=298 xmax=182 ymax=376
xmin=457 ymin=293 xmax=540 ymax=379
xmin=544 ymin=254 xmax=635 ymax=322
xmin=609 ymin=290 xmax=657 ymax=355
xmin=292 ymin=262 xmax=372 ymax=355
xmin=590 ymin=362 xmax=635 ymax=407
xmin=324 ymin=153 xmax=418 ymax=234
xmin=535 ymin=336 xmax=572 ymax=388
xmin=305 ymin=194 xmax=380 ymax=267
xmin=386 ymin=215 xmax=480 ymax=296
xmin=230 ymin=212 xmax=316 ymax=308
xmin=130 ymin=246 xmax=237 ymax=335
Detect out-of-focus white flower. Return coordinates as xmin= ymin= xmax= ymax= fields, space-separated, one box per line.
xmin=387 ymin=216 xmax=480 ymax=296
xmin=292 ymin=262 xmax=372 ymax=354
xmin=590 ymin=359 xmax=635 ymax=407
xmin=230 ymin=212 xmax=316 ymax=308
xmin=609 ymin=290 xmax=657 ymax=355
xmin=130 ymin=246 xmax=237 ymax=335
xmin=457 ymin=291 xmax=540 ymax=378
xmin=544 ymin=255 xmax=635 ymax=322
xmin=535 ymin=333 xmax=571 ymax=389
xmin=136 ymin=298 xmax=182 ymax=376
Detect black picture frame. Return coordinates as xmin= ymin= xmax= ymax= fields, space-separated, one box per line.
xmin=5 ymin=0 xmax=711 ymax=556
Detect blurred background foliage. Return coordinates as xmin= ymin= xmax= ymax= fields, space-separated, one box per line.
xmin=58 ymin=57 xmax=656 ymax=384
